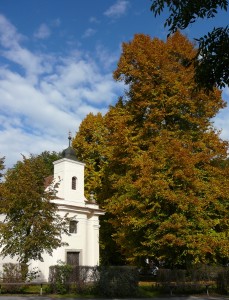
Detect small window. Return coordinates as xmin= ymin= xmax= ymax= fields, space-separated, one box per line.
xmin=69 ymin=220 xmax=78 ymax=234
xmin=72 ymin=176 xmax=77 ymax=190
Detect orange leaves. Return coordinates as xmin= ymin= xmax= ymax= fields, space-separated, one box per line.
xmin=73 ymin=32 xmax=229 ymax=267
xmin=114 ymin=32 xmax=224 ymax=137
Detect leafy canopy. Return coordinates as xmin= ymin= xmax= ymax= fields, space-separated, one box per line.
xmin=73 ymin=32 xmax=229 ymax=268
xmin=72 ymin=112 xmax=126 ymax=265
xmin=0 ymin=154 xmax=69 ymax=267
xmin=0 ymin=156 xmax=5 ymax=179
xmin=150 ymin=0 xmax=229 ymax=89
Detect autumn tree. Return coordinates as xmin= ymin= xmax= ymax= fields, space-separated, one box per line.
xmin=72 ymin=112 xmax=126 ymax=264
xmin=72 ymin=112 xmax=109 ymax=200
xmin=75 ymin=32 xmax=229 ymax=268
xmin=0 ymin=155 xmax=69 ymax=278
xmin=35 ymin=151 xmax=62 ymax=174
xmin=0 ymin=156 xmax=5 ymax=201
xmin=150 ymin=0 xmax=229 ymax=89
xmin=109 ymin=32 xmax=229 ymax=267
xmin=0 ymin=156 xmax=4 ymax=179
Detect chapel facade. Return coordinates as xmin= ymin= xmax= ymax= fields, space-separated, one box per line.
xmin=0 ymin=137 xmax=104 ymax=281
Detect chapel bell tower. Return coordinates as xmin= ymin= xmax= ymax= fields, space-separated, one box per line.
xmin=53 ymin=133 xmax=86 ymax=205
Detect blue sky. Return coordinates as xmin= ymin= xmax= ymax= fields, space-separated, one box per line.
xmin=0 ymin=0 xmax=228 ymax=168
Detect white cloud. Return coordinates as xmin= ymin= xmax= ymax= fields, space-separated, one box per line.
xmin=0 ymin=13 xmax=228 ymax=171
xmin=83 ymin=28 xmax=96 ymax=38
xmin=34 ymin=23 xmax=51 ymax=39
xmin=0 ymin=15 xmax=123 ymax=169
xmin=104 ymin=0 xmax=129 ymax=19
xmin=89 ymin=17 xmax=100 ymax=24
xmin=0 ymin=14 xmax=24 ymax=48
xmin=95 ymin=44 xmax=120 ymax=69
xmin=51 ymin=18 xmax=61 ymax=27
xmin=0 ymin=15 xmax=53 ymax=84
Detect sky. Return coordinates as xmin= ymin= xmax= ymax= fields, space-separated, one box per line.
xmin=0 ymin=0 xmax=228 ymax=169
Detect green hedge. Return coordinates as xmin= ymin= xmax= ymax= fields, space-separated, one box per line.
xmin=96 ymin=266 xmax=139 ymax=297
xmin=48 ymin=264 xmax=138 ymax=296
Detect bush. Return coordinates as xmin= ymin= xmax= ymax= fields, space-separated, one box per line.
xmin=1 ymin=263 xmax=25 ymax=293
xmin=217 ymin=268 xmax=229 ymax=294
xmin=72 ymin=266 xmax=99 ymax=294
xmin=188 ymin=264 xmax=223 ymax=282
xmin=96 ymin=266 xmax=139 ymax=297
xmin=156 ymin=268 xmax=186 ymax=284
xmin=48 ymin=263 xmax=99 ymax=294
xmin=48 ymin=262 xmax=73 ymax=294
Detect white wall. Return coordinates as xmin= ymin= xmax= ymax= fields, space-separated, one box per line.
xmin=53 ymin=158 xmax=85 ymax=204
xmin=0 ymin=155 xmax=104 ymax=282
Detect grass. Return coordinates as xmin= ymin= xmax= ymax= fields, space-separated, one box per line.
xmin=0 ymin=281 xmax=226 ymax=298
xmin=137 ymin=282 xmax=162 ymax=298
xmin=0 ymin=282 xmax=160 ymax=298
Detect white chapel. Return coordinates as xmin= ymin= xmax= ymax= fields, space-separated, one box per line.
xmin=0 ymin=137 xmax=104 ymax=281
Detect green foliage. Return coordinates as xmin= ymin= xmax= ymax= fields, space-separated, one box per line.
xmin=72 ymin=113 xmax=125 ymax=265
xmin=150 ymin=0 xmax=229 ymax=89
xmin=0 ymin=156 xmax=5 ymax=206
xmin=0 ymin=155 xmax=69 ymax=276
xmin=138 ymin=282 xmax=161 ymax=298
xmin=153 ymin=266 xmax=228 ymax=295
xmin=1 ymin=262 xmax=40 ymax=283
xmin=49 ymin=261 xmax=73 ymax=294
xmin=96 ymin=266 xmax=139 ymax=297
xmin=2 ymin=263 xmax=23 ymax=282
xmin=72 ymin=112 xmax=108 ymax=201
xmin=48 ymin=263 xmax=99 ymax=295
xmin=156 ymin=265 xmax=222 ymax=284
xmin=110 ymin=32 xmax=229 ymax=267
xmin=73 ymin=266 xmax=99 ymax=294
xmin=195 ymin=26 xmax=229 ymax=89
xmin=1 ymin=263 xmax=25 ymax=293
xmin=217 ymin=267 xmax=229 ymax=294
xmin=150 ymin=0 xmax=228 ymax=32
xmin=33 ymin=151 xmax=62 ymax=175
xmin=0 ymin=156 xmax=5 ymax=179
xmin=48 ymin=264 xmax=138 ymax=297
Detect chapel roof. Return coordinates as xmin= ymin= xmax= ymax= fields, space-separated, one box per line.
xmin=61 ymin=132 xmax=79 ymax=161
xmin=44 ymin=175 xmax=54 ymax=189
xmin=62 ymin=146 xmax=78 ymax=161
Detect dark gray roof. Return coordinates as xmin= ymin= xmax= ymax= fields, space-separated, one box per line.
xmin=62 ymin=146 xmax=78 ymax=161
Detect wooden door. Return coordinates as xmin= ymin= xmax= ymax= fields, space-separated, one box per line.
xmin=67 ymin=252 xmax=80 ymax=282
xmin=67 ymin=251 xmax=79 ymax=266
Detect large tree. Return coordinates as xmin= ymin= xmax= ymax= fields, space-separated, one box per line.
xmin=72 ymin=112 xmax=109 ymax=201
xmin=150 ymin=0 xmax=229 ymax=90
xmin=35 ymin=151 xmax=62 ymax=174
xmin=0 ymin=156 xmax=5 ymax=200
xmin=72 ymin=112 xmax=126 ymax=265
xmin=0 ymin=155 xmax=69 ymax=278
xmin=74 ymin=32 xmax=229 ymax=268
xmin=0 ymin=157 xmax=4 ymax=178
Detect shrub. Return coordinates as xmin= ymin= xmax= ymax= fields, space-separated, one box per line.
xmin=96 ymin=266 xmax=139 ymax=297
xmin=188 ymin=264 xmax=223 ymax=282
xmin=1 ymin=263 xmax=25 ymax=293
xmin=48 ymin=264 xmax=99 ymax=294
xmin=156 ymin=268 xmax=186 ymax=284
xmin=72 ymin=266 xmax=99 ymax=294
xmin=48 ymin=261 xmax=73 ymax=294
xmin=217 ymin=268 xmax=229 ymax=294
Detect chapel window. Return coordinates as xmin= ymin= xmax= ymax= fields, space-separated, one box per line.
xmin=69 ymin=220 xmax=78 ymax=234
xmin=72 ymin=176 xmax=77 ymax=190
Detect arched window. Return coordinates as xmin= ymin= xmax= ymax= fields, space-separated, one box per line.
xmin=72 ymin=176 xmax=77 ymax=190
xmin=69 ymin=220 xmax=78 ymax=233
